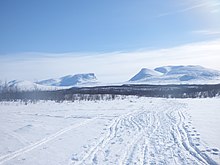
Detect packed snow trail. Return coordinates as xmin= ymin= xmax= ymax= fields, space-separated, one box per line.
xmin=70 ymin=101 xmax=218 ymax=165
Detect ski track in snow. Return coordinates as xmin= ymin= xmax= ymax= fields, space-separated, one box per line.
xmin=70 ymin=101 xmax=218 ymax=165
xmin=0 ymin=117 xmax=97 ymax=165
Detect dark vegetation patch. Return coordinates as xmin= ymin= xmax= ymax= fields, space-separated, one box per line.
xmin=1 ymin=84 xmax=220 ymax=102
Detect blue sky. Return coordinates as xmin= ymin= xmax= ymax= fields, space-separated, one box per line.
xmin=0 ymin=0 xmax=220 ymax=82
xmin=0 ymin=0 xmax=220 ymax=54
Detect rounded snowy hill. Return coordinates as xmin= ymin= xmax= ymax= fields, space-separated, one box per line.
xmin=129 ymin=65 xmax=220 ymax=84
xmin=6 ymin=80 xmax=61 ymax=91
xmin=37 ymin=73 xmax=97 ymax=87
xmin=129 ymin=68 xmax=162 ymax=81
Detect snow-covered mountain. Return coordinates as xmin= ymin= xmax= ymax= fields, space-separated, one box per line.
xmin=129 ymin=65 xmax=220 ymax=84
xmin=1 ymin=66 xmax=220 ymax=92
xmin=0 ymin=73 xmax=98 ymax=91
xmin=36 ymin=73 xmax=97 ymax=87
xmin=6 ymin=80 xmax=61 ymax=91
xmin=129 ymin=68 xmax=162 ymax=81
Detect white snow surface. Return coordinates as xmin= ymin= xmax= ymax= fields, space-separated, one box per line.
xmin=0 ymin=97 xmax=219 ymax=165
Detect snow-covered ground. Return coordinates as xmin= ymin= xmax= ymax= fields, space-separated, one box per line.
xmin=0 ymin=97 xmax=219 ymax=165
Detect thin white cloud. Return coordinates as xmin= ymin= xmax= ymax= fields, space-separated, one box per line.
xmin=0 ymin=39 xmax=220 ymax=83
xmin=180 ymin=2 xmax=209 ymax=12
xmin=156 ymin=1 xmax=220 ymax=18
xmin=192 ymin=30 xmax=220 ymax=36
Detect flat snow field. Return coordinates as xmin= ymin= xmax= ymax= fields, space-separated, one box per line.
xmin=0 ymin=97 xmax=219 ymax=165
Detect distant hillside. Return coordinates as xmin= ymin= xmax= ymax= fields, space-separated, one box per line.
xmin=36 ymin=73 xmax=97 ymax=86
xmin=129 ymin=65 xmax=220 ymax=84
xmin=0 ymin=73 xmax=98 ymax=91
xmin=6 ymin=80 xmax=61 ymax=91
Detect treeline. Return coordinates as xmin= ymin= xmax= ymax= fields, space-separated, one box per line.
xmin=0 ymin=84 xmax=220 ymax=102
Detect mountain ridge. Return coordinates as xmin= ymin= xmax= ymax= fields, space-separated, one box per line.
xmin=1 ymin=65 xmax=220 ymax=91
xmin=129 ymin=65 xmax=220 ymax=84
xmin=37 ymin=73 xmax=97 ymax=86
xmin=2 ymin=73 xmax=98 ymax=91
